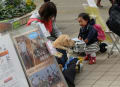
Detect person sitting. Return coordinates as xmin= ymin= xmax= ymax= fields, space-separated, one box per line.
xmin=27 ymin=2 xmax=62 ymax=41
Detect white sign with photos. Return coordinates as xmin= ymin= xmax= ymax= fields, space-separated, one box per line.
xmin=0 ymin=33 xmax=29 ymax=87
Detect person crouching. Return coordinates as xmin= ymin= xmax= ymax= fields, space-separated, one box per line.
xmin=77 ymin=13 xmax=100 ymax=65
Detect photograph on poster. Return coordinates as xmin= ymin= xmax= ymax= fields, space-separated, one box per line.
xmin=30 ymin=63 xmax=66 ymax=87
xmin=14 ymin=29 xmax=50 ymax=70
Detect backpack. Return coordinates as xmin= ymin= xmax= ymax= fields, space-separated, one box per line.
xmin=93 ymin=24 xmax=106 ymax=41
xmin=99 ymin=43 xmax=108 ymax=53
xmin=106 ymin=4 xmax=120 ymax=36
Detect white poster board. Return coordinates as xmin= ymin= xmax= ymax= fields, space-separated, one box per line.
xmin=0 ymin=33 xmax=29 ymax=87
xmin=13 ymin=29 xmax=68 ymax=87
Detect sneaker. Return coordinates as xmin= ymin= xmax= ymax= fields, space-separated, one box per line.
xmin=92 ymin=57 xmax=96 ymax=64
xmin=84 ymin=54 xmax=90 ymax=61
xmin=89 ymin=57 xmax=94 ymax=65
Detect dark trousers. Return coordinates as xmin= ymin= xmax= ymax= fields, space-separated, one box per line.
xmin=56 ymin=48 xmax=68 ymax=67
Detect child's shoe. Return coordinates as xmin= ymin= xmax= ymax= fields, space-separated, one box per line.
xmin=89 ymin=57 xmax=94 ymax=65
xmin=92 ymin=57 xmax=96 ymax=64
xmin=84 ymin=54 xmax=90 ymax=61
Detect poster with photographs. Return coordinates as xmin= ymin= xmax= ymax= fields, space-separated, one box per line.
xmin=14 ymin=29 xmax=68 ymax=87
xmin=0 ymin=33 xmax=29 ymax=87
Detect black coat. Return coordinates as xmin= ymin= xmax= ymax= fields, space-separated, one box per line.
xmin=78 ymin=21 xmax=98 ymax=45
xmin=107 ymin=4 xmax=120 ymax=36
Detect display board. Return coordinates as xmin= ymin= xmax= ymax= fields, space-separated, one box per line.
xmin=0 ymin=33 xmax=29 ymax=87
xmin=13 ymin=29 xmax=68 ymax=87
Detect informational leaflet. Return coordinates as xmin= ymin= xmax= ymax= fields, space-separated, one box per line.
xmin=0 ymin=33 xmax=29 ymax=87
xmin=14 ymin=29 xmax=68 ymax=87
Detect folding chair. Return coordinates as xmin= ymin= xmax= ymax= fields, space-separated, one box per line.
xmin=106 ymin=31 xmax=120 ymax=58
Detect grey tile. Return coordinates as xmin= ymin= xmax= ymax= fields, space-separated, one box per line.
xmin=77 ymin=80 xmax=96 ymax=85
xmin=92 ymin=85 xmax=109 ymax=87
xmin=110 ymin=84 xmax=120 ymax=87
xmin=109 ymin=68 xmax=120 ymax=72
xmin=116 ymin=76 xmax=120 ymax=81
xmin=98 ymin=76 xmax=117 ymax=81
xmin=110 ymin=81 xmax=120 ymax=86
xmin=94 ymin=81 xmax=112 ymax=86
xmin=75 ymin=85 xmax=92 ymax=87
xmin=103 ymin=72 xmax=120 ymax=76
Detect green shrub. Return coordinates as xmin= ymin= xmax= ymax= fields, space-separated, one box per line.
xmin=0 ymin=0 xmax=36 ymax=20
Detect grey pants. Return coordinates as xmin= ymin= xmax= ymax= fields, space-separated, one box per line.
xmin=85 ymin=42 xmax=100 ymax=54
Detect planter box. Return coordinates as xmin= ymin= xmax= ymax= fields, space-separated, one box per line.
xmin=0 ymin=13 xmax=31 ymax=33
xmin=12 ymin=13 xmax=31 ymax=29
xmin=0 ymin=23 xmax=12 ymax=32
xmin=0 ymin=0 xmax=43 ymax=33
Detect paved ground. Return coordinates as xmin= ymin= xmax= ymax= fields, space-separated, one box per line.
xmin=54 ymin=0 xmax=112 ymax=37
xmin=13 ymin=0 xmax=120 ymax=87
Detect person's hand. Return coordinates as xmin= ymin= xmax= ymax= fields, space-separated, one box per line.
xmin=84 ymin=39 xmax=88 ymax=43
xmin=78 ymin=37 xmax=82 ymax=40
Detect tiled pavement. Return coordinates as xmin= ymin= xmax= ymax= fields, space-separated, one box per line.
xmin=75 ymin=53 xmax=120 ymax=87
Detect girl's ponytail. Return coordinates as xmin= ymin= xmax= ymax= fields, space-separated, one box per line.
xmin=89 ymin=19 xmax=96 ymax=25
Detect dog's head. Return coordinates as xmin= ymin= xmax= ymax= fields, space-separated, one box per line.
xmin=53 ymin=34 xmax=75 ymax=49
xmin=63 ymin=36 xmax=75 ymax=47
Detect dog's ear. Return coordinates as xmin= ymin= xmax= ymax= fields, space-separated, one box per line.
xmin=63 ymin=36 xmax=70 ymax=45
xmin=67 ymin=39 xmax=75 ymax=47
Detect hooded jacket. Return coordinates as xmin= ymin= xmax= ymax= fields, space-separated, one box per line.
xmin=27 ymin=12 xmax=62 ymax=39
xmin=78 ymin=19 xmax=98 ymax=45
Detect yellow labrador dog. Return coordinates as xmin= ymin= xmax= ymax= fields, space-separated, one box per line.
xmin=53 ymin=35 xmax=75 ymax=70
xmin=53 ymin=34 xmax=75 ymax=51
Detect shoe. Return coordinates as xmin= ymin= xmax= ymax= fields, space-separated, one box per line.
xmin=92 ymin=57 xmax=96 ymax=64
xmin=89 ymin=57 xmax=94 ymax=65
xmin=84 ymin=54 xmax=90 ymax=61
xmin=97 ymin=4 xmax=103 ymax=8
